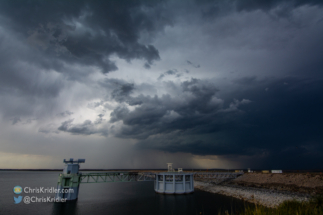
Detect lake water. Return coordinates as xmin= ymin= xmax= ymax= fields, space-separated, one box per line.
xmin=0 ymin=171 xmax=253 ymax=215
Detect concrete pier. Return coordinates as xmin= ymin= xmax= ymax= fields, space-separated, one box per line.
xmin=55 ymin=158 xmax=85 ymax=201
xmin=154 ymin=172 xmax=194 ymax=194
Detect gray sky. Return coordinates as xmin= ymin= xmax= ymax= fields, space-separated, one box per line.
xmin=0 ymin=0 xmax=322 ymax=169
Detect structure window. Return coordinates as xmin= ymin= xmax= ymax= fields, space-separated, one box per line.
xmin=175 ymin=175 xmax=183 ymax=181
xmin=64 ymin=178 xmax=70 ymax=186
xmin=158 ymin=175 xmax=164 ymax=181
xmin=165 ymin=175 xmax=173 ymax=181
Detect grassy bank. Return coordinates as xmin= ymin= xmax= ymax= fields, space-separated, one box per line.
xmin=238 ymin=195 xmax=323 ymax=215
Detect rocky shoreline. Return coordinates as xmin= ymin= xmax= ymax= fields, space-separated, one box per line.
xmin=194 ymin=181 xmax=310 ymax=208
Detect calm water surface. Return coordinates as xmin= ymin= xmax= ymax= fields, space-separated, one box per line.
xmin=0 ymin=171 xmax=253 ymax=215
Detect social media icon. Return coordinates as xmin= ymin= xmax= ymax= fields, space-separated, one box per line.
xmin=14 ymin=196 xmax=23 ymax=204
xmin=13 ymin=186 xmax=22 ymax=194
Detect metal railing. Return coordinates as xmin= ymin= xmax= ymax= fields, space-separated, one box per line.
xmin=60 ymin=171 xmax=243 ymax=184
xmin=79 ymin=172 xmax=155 ymax=183
xmin=193 ymin=172 xmax=243 ymax=179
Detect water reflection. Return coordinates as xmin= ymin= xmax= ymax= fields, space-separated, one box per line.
xmin=51 ymin=201 xmax=78 ymax=215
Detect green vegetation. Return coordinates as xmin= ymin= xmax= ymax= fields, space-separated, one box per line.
xmin=238 ymin=195 xmax=323 ymax=215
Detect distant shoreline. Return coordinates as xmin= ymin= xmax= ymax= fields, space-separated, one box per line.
xmin=0 ymin=169 xmax=63 ymax=171
xmin=1 ymin=169 xmax=323 ymax=172
xmin=0 ymin=169 xmax=166 ymax=171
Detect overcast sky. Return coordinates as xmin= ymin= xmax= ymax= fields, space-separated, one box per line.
xmin=0 ymin=0 xmax=322 ymax=169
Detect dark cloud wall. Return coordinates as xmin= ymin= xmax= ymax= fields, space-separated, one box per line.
xmin=0 ymin=0 xmax=168 ymax=72
xmin=132 ymin=77 xmax=323 ymax=169
xmin=57 ymin=76 xmax=323 ymax=168
xmin=234 ymin=0 xmax=323 ymax=12
xmin=197 ymin=0 xmax=323 ymax=12
xmin=0 ymin=0 xmax=322 ymax=169
xmin=0 ymin=0 xmax=169 ymax=100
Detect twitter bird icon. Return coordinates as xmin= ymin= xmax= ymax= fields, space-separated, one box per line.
xmin=14 ymin=196 xmax=22 ymax=204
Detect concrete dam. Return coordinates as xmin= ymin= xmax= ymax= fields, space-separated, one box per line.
xmin=55 ymin=159 xmax=243 ymax=200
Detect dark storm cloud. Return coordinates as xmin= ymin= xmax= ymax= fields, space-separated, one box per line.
xmin=57 ymin=74 xmax=323 ymax=169
xmin=111 ymin=83 xmax=135 ymax=102
xmin=110 ymin=106 xmax=130 ymax=123
xmin=224 ymin=76 xmax=323 ymax=168
xmin=198 ymin=0 xmax=323 ymax=15
xmin=94 ymin=114 xmax=105 ymax=124
xmin=157 ymin=69 xmax=178 ymax=80
xmin=0 ymin=1 xmax=169 ymax=74
xmin=165 ymin=70 xmax=176 ymax=75
xmin=232 ymin=76 xmax=258 ymax=85
xmin=108 ymin=78 xmax=230 ymax=140
xmin=0 ymin=27 xmax=64 ymax=99
xmin=234 ymin=0 xmax=323 ymax=12
xmin=99 ymin=78 xmax=136 ymax=104
xmin=57 ymin=111 xmax=74 ymax=117
xmin=0 ymin=0 xmax=171 ymax=119
xmin=231 ymin=77 xmax=323 ymax=150
xmin=157 ymin=74 xmax=165 ymax=80
xmin=105 ymin=76 xmax=323 ymax=168
xmin=58 ymin=119 xmax=94 ymax=135
xmin=1 ymin=0 xmax=323 ymax=169
xmin=58 ymin=116 xmax=107 ymax=136
xmin=186 ymin=60 xmax=200 ymax=68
